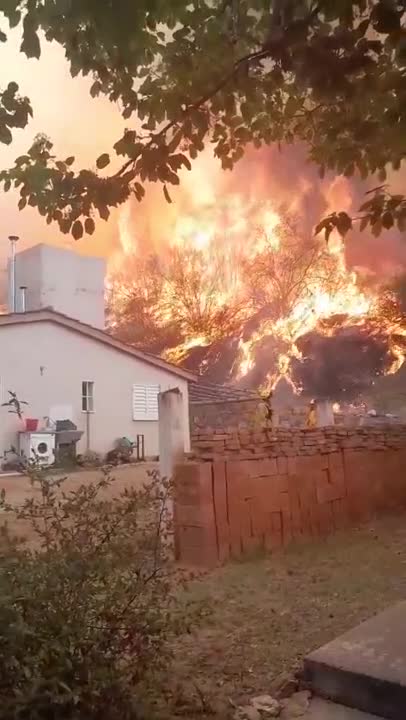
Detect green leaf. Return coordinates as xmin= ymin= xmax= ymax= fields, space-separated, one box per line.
xmin=98 ymin=205 xmax=110 ymax=221
xmin=4 ymin=179 xmax=11 ymax=192
xmin=163 ymin=185 xmax=172 ymax=203
xmin=0 ymin=30 xmax=7 ymax=43
xmin=359 ymin=216 xmax=369 ymax=232
xmin=60 ymin=218 xmax=72 ymax=234
xmin=21 ymin=29 xmax=41 ymax=59
xmin=371 ymin=218 xmax=382 ymax=237
xmin=0 ymin=124 xmax=12 ymax=145
xmin=8 ymin=10 xmax=21 ymax=28
xmin=90 ymin=81 xmax=102 ymax=98
xmin=84 ymin=217 xmax=95 ymax=235
xmin=18 ymin=197 xmax=27 ymax=211
xmin=178 ymin=154 xmax=191 ymax=171
xmin=122 ymin=106 xmax=133 ymax=120
xmin=336 ymin=212 xmax=352 ymax=237
xmin=382 ymin=211 xmax=394 ymax=229
xmin=72 ymin=220 xmax=84 ymax=240
xmin=65 ymin=156 xmax=75 ymax=166
xmin=96 ymin=153 xmax=110 ymax=170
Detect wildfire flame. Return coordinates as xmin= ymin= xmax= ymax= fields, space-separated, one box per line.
xmin=109 ymin=180 xmax=406 ymax=395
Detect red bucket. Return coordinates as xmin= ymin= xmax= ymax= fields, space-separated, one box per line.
xmin=25 ymin=418 xmax=39 ymax=432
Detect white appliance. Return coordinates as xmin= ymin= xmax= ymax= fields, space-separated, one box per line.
xmin=19 ymin=432 xmax=56 ymax=466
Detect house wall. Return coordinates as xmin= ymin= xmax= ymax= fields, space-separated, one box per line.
xmin=175 ymin=425 xmax=406 ymax=566
xmin=0 ymin=322 xmax=190 ymax=458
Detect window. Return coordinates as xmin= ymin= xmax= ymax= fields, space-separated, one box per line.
xmin=132 ymin=384 xmax=159 ymax=421
xmin=82 ymin=381 xmax=94 ymax=412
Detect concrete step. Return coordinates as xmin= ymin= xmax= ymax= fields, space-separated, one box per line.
xmin=304 ymin=602 xmax=406 ymax=720
xmin=304 ymin=697 xmax=382 ymax=719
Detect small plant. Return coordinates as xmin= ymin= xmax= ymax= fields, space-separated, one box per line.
xmin=1 ymin=390 xmax=28 ymax=419
xmin=76 ymin=448 xmax=103 ymax=468
xmin=0 ymin=459 xmax=188 ymax=720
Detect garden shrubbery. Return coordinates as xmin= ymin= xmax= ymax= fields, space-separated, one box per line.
xmin=0 ymin=465 xmax=187 ymax=719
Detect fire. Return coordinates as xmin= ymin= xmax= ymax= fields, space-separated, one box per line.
xmin=109 ymin=180 xmax=406 ymax=395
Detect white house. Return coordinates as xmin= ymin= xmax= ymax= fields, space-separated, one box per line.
xmin=0 ymin=243 xmax=195 ymax=460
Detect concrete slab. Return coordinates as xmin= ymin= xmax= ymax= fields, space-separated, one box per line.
xmin=304 ymin=698 xmax=382 ymax=720
xmin=304 ymin=602 xmax=406 ymax=720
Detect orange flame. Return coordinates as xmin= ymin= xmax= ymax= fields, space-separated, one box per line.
xmin=110 ymin=175 xmax=406 ymax=389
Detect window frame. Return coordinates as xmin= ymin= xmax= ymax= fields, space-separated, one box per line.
xmin=81 ymin=381 xmax=95 ymax=413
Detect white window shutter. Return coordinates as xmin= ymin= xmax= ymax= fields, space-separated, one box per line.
xmin=132 ymin=384 xmax=159 ymax=421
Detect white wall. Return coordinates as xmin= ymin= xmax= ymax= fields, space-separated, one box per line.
xmin=9 ymin=244 xmax=106 ymax=328
xmin=0 ymin=321 xmax=190 ymax=458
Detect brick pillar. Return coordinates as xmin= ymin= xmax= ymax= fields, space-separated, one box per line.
xmin=173 ymin=462 xmax=219 ymax=566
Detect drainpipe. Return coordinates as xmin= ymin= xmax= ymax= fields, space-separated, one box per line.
xmin=9 ymin=235 xmax=19 ymax=313
xmin=19 ymin=286 xmax=27 ymax=313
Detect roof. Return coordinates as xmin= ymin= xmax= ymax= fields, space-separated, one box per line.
xmin=189 ymin=380 xmax=259 ymax=404
xmin=0 ymin=309 xmax=196 ymax=382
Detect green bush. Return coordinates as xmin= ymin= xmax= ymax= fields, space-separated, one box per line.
xmin=0 ymin=465 xmax=186 ymax=719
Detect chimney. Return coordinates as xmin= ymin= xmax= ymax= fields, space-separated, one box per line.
xmin=8 ymin=235 xmax=19 ymax=313
xmin=19 ymin=286 xmax=27 ymax=313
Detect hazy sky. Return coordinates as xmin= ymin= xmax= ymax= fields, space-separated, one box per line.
xmin=1 ymin=27 xmax=405 ymax=282
xmin=0 ymin=28 xmax=126 ymax=262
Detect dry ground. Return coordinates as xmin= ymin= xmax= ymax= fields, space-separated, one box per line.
xmin=2 ymin=469 xmax=406 ymax=719
xmin=0 ymin=462 xmax=157 ymax=541
xmin=162 ymin=515 xmax=406 ymax=718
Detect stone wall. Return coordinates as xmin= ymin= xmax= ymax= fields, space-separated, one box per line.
xmin=190 ymin=425 xmax=406 ymax=460
xmin=190 ymin=400 xmax=401 ymax=434
xmin=174 ymin=425 xmax=406 ymax=566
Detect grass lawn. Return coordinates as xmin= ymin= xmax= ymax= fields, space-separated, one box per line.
xmin=160 ymin=515 xmax=406 ymax=719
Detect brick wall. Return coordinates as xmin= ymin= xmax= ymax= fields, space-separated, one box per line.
xmin=174 ymin=425 xmax=406 ymax=566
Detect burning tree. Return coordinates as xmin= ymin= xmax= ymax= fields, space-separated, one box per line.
xmin=107 ymin=255 xmax=181 ymax=354
xmin=108 ymin=204 xmax=406 ymax=395
xmin=158 ymin=244 xmax=247 ymax=340
xmin=243 ymin=214 xmax=341 ymax=322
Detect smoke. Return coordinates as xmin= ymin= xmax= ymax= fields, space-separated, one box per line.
xmin=291 ymin=325 xmax=393 ymax=401
xmin=116 ymin=143 xmax=406 ymax=283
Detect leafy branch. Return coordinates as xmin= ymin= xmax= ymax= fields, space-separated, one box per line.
xmin=1 ymin=390 xmax=28 ymax=419
xmin=0 ymin=0 xmax=405 ymax=238
xmin=315 ymin=186 xmax=406 ymax=243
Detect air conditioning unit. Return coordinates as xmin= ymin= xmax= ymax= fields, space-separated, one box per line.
xmin=19 ymin=431 xmax=56 ymax=466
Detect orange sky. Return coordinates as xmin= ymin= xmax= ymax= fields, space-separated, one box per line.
xmin=0 ymin=29 xmax=126 ymax=261
xmin=1 ymin=28 xmax=405 ymax=284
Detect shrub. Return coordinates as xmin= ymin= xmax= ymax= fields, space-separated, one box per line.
xmin=0 ymin=464 xmax=186 ymax=719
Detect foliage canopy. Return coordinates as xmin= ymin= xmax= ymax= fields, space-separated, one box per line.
xmin=0 ymin=0 xmax=405 ymax=239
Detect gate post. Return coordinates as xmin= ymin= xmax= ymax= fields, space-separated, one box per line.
xmin=158 ymin=387 xmax=185 ymax=481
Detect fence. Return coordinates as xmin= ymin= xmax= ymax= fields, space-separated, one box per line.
xmin=174 ymin=425 xmax=406 ymax=566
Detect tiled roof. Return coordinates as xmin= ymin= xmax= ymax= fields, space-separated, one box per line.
xmin=189 ymin=380 xmax=259 ymax=403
